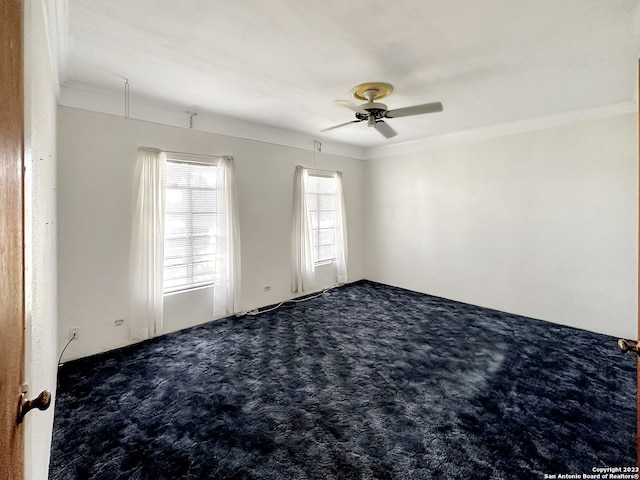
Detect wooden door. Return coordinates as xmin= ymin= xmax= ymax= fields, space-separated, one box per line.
xmin=0 ymin=0 xmax=25 ymax=478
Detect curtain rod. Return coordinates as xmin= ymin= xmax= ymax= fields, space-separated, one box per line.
xmin=298 ymin=165 xmax=342 ymax=175
xmin=139 ymin=147 xmax=229 ymax=161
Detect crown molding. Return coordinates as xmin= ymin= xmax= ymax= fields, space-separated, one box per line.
xmin=40 ymin=0 xmax=68 ymax=99
xmin=364 ymin=101 xmax=638 ymax=159
xmin=59 ymin=85 xmax=367 ymax=159
xmin=60 ymin=84 xmax=636 ymax=162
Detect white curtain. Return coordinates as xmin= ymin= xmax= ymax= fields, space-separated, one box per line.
xmin=291 ymin=166 xmax=316 ymax=292
xmin=129 ymin=149 xmax=166 ymax=340
xmin=214 ymin=156 xmax=241 ymax=317
xmin=335 ymin=171 xmax=348 ymax=284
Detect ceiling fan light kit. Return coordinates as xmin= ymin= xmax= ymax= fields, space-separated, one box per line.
xmin=323 ymin=82 xmax=443 ymax=139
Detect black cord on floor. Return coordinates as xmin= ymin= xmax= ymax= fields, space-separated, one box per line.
xmin=244 ymin=285 xmax=338 ymax=316
xmin=58 ymin=333 xmax=76 ymax=367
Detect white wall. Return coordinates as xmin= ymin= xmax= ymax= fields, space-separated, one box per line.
xmin=364 ymin=114 xmax=638 ymax=339
xmin=57 ymin=107 xmax=364 ymax=360
xmin=23 ymin=0 xmax=58 ymax=479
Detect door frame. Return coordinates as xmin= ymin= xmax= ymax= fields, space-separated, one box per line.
xmin=636 ymin=58 xmax=639 ymax=469
xmin=0 ymin=0 xmax=25 ymax=478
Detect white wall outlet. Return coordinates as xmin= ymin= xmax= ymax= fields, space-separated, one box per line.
xmin=69 ymin=327 xmax=79 ymax=340
xmin=114 ymin=318 xmax=124 ymax=326
xmin=263 ymin=285 xmax=271 ymax=292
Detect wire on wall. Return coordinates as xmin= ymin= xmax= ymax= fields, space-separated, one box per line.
xmin=124 ymin=78 xmax=130 ymax=119
xmin=186 ymin=111 xmax=198 ymax=129
xmin=312 ymin=139 xmax=322 ymax=168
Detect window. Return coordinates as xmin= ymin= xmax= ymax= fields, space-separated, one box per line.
xmin=305 ymin=173 xmax=338 ymax=264
xmin=131 ymin=149 xmax=239 ymax=336
xmin=163 ymin=159 xmax=222 ymax=293
xmin=292 ymin=166 xmax=347 ymax=292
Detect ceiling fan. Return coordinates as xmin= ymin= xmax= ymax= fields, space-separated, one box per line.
xmin=322 ymin=82 xmax=443 ymax=138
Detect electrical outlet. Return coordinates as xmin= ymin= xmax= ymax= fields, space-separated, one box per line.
xmin=263 ymin=285 xmax=271 ymax=292
xmin=69 ymin=327 xmax=79 ymax=341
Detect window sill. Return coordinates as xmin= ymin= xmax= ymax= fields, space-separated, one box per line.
xmin=163 ymin=283 xmax=214 ymax=297
xmin=314 ymin=259 xmax=336 ymax=267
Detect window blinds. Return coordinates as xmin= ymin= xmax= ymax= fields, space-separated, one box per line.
xmin=163 ymin=160 xmax=222 ymax=293
xmin=306 ymin=173 xmax=338 ymax=263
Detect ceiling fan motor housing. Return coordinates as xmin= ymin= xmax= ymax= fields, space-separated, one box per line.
xmin=356 ymin=102 xmax=388 ymax=126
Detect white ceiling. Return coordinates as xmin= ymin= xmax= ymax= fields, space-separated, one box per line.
xmin=58 ymin=0 xmax=640 ymax=148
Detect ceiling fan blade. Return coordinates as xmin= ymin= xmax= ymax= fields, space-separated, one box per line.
xmin=321 ymin=119 xmax=363 ymax=132
xmin=334 ymin=100 xmax=369 ymax=115
xmin=385 ymin=101 xmax=443 ymax=118
xmin=374 ymin=120 xmax=397 ymax=138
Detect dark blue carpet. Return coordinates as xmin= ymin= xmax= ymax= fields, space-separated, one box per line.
xmin=50 ymin=281 xmax=636 ymax=479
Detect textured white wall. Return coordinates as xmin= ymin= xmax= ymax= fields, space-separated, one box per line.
xmin=23 ymin=0 xmax=58 ymax=478
xmin=364 ymin=114 xmax=638 ymax=339
xmin=57 ymin=107 xmax=364 ymax=360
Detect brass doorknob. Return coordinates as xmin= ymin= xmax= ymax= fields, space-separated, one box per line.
xmin=17 ymin=390 xmax=51 ymax=424
xmin=618 ymin=338 xmax=639 ymax=354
